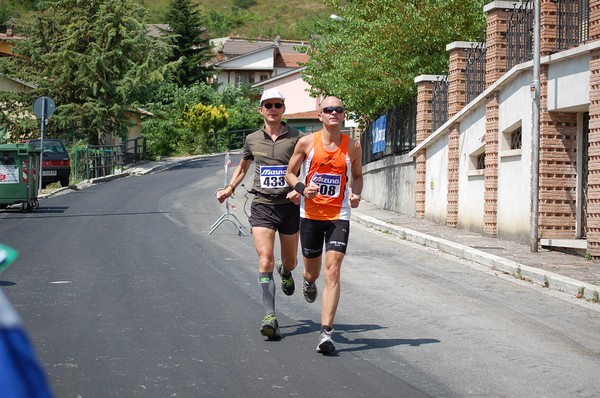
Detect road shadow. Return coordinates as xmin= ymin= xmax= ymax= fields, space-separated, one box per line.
xmin=281 ymin=319 xmax=440 ymax=354
xmin=0 ymin=281 xmax=16 ymax=287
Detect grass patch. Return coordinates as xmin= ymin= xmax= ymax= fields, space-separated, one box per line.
xmin=512 ymin=266 xmax=532 ymax=282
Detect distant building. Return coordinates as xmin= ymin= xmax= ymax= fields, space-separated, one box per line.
xmin=210 ymin=37 xmax=310 ymax=87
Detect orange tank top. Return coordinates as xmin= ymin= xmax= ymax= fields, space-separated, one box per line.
xmin=300 ymin=130 xmax=352 ymax=221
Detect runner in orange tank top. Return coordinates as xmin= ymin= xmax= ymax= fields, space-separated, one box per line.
xmin=302 ymin=129 xmax=352 ymax=221
xmin=286 ymin=96 xmax=363 ymax=354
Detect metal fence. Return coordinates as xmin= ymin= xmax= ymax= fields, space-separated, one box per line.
xmin=465 ymin=41 xmax=487 ymax=103
xmin=506 ymin=0 xmax=589 ymax=69
xmin=71 ymin=137 xmax=146 ymax=181
xmin=361 ymin=98 xmax=417 ymax=164
xmin=555 ymin=0 xmax=590 ymax=50
xmin=506 ymin=0 xmax=534 ymax=70
xmin=431 ymin=76 xmax=449 ymax=132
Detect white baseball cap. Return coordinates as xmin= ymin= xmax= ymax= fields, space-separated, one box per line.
xmin=260 ymin=88 xmax=285 ymax=104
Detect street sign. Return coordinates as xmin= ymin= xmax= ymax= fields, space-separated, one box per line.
xmin=32 ymin=96 xmax=56 ymax=191
xmin=33 ymin=96 xmax=56 ymax=119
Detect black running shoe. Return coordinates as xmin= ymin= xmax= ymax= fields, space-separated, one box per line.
xmin=303 ymin=280 xmax=317 ymax=303
xmin=275 ymin=260 xmax=295 ymax=296
xmin=260 ymin=314 xmax=281 ymax=340
xmin=316 ymin=329 xmax=335 ymax=353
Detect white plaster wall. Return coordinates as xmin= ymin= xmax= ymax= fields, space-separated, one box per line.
xmin=457 ymin=105 xmax=487 ymax=232
xmin=547 ymin=54 xmax=589 ymax=112
xmin=0 ymin=78 xmax=32 ymax=93
xmin=497 ymin=71 xmax=533 ymax=242
xmin=362 ymin=154 xmax=416 ymax=216
xmin=221 ymin=49 xmax=274 ymax=70
xmin=425 ymin=135 xmax=449 ymax=223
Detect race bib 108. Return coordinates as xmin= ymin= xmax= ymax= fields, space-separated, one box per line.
xmin=311 ymin=173 xmax=342 ymax=198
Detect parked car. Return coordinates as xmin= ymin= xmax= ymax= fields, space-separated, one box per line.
xmin=25 ymin=139 xmax=71 ymax=188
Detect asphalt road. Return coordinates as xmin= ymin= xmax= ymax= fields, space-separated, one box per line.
xmin=1 ymin=154 xmax=599 ymax=397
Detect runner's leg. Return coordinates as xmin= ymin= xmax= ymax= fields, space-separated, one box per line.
xmin=253 ymin=227 xmax=277 ymax=314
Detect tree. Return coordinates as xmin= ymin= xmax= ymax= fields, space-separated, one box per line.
xmin=140 ymin=82 xmax=262 ymax=157
xmin=164 ymin=0 xmax=213 ymax=86
xmin=302 ymin=0 xmax=487 ymax=125
xmin=0 ymin=0 xmax=173 ymax=144
xmin=178 ymin=103 xmax=228 ymax=154
xmin=141 ymin=81 xmax=215 ymax=157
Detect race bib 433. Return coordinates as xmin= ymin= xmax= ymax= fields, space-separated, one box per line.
xmin=260 ymin=165 xmax=288 ymax=189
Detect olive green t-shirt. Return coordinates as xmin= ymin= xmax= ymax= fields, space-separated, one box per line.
xmin=242 ymin=123 xmax=303 ymax=204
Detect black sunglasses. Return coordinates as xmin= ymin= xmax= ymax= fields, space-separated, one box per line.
xmin=263 ymin=103 xmax=284 ymax=109
xmin=321 ymin=106 xmax=344 ymax=114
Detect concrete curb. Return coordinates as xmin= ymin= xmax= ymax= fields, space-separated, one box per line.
xmin=351 ymin=212 xmax=600 ymax=301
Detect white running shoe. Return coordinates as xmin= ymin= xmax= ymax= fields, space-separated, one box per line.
xmin=316 ymin=329 xmax=335 ymax=353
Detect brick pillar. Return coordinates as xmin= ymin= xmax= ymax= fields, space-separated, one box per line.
xmin=415 ymin=151 xmax=427 ymax=219
xmin=484 ymin=93 xmax=499 ymax=237
xmin=540 ymin=0 xmax=558 ymax=56
xmin=591 ymin=0 xmax=600 ymax=40
xmin=537 ymin=64 xmax=578 ymax=241
xmin=483 ymin=2 xmax=510 ymax=87
xmin=444 ymin=42 xmax=472 ymax=227
xmin=447 ymin=123 xmax=460 ymax=227
xmin=446 ymin=42 xmax=471 ymax=118
xmin=414 ymin=75 xmax=439 ymax=219
xmin=587 ymin=49 xmax=600 ymax=256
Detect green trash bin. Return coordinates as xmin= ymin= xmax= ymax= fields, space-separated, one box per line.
xmin=0 ymin=143 xmax=41 ymax=212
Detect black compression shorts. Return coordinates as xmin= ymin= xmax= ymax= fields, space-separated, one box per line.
xmin=300 ymin=219 xmax=350 ymax=258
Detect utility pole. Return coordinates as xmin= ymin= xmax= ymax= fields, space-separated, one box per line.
xmin=530 ymin=0 xmax=541 ymax=252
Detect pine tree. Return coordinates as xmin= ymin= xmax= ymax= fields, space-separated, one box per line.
xmin=164 ymin=0 xmax=212 ymax=86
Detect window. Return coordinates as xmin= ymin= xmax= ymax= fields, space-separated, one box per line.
xmin=510 ymin=128 xmax=522 ymax=150
xmin=234 ymin=72 xmax=251 ymax=85
xmin=477 ymin=152 xmax=485 ymax=170
xmin=501 ymin=124 xmax=522 ymax=158
xmin=468 ymin=146 xmax=485 ymax=177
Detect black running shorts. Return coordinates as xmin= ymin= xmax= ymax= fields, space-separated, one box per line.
xmin=300 ymin=219 xmax=350 ymax=258
xmin=249 ymin=202 xmax=300 ymax=234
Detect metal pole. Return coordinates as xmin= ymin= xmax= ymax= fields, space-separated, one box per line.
xmin=38 ymin=98 xmax=46 ymax=192
xmin=530 ymin=0 xmax=541 ymax=252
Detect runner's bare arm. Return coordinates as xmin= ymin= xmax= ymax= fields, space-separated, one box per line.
xmin=285 ymin=136 xmax=318 ymax=199
xmin=349 ymin=139 xmax=363 ymax=208
xmin=216 ymin=158 xmax=252 ymax=203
